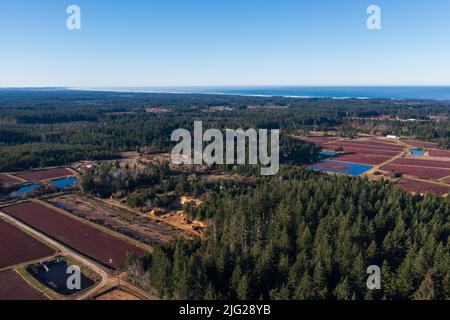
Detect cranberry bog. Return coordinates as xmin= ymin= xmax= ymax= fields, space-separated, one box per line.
xmin=333 ymin=154 xmax=391 ymax=165
xmin=380 ymin=164 xmax=450 ymax=180
xmin=321 ymin=140 xmax=403 ymax=165
xmin=0 ymin=219 xmax=55 ymax=269
xmin=429 ymin=149 xmax=450 ymax=158
xmin=295 ymin=136 xmax=339 ymax=144
xmin=390 ymin=158 xmax=450 ymax=169
xmin=402 ymin=140 xmax=438 ymax=149
xmin=0 ymin=270 xmax=48 ymax=300
xmin=1 ymin=202 xmax=147 ymax=270
xmin=395 ymin=179 xmax=450 ymax=196
xmin=323 ymin=141 xmax=403 ymax=154
xmin=14 ymin=168 xmax=73 ymax=182
xmin=0 ymin=173 xmax=22 ymax=185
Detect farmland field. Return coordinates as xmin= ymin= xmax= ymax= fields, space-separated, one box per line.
xmin=429 ymin=149 xmax=450 ymax=158
xmin=14 ymin=168 xmax=73 ymax=181
xmin=332 ymin=154 xmax=391 ymax=165
xmin=0 ymin=173 xmax=21 ymax=185
xmin=0 ymin=219 xmax=55 ymax=269
xmin=0 ymin=270 xmax=48 ymax=300
xmin=395 ymin=179 xmax=450 ymax=196
xmin=380 ymin=164 xmax=450 ymax=180
xmin=402 ymin=140 xmax=438 ymax=149
xmin=390 ymin=158 xmax=450 ymax=169
xmin=323 ymin=140 xmax=404 ymax=152
xmin=1 ymin=202 xmax=147 ymax=269
xmin=325 ymin=146 xmax=400 ymax=156
xmin=295 ymin=137 xmax=339 ymax=144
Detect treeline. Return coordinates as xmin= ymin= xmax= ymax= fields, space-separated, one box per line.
xmin=347 ymin=118 xmax=450 ymax=148
xmin=0 ymin=90 xmax=449 ymax=171
xmin=0 ymin=144 xmax=117 ymax=171
xmin=127 ymin=167 xmax=450 ymax=300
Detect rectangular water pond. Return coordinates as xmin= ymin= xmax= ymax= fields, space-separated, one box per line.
xmin=310 ymin=160 xmax=373 ymax=176
xmin=51 ymin=177 xmax=78 ymax=190
xmin=319 ymin=151 xmax=338 ymax=157
xmin=27 ymin=258 xmax=96 ymax=296
xmin=410 ymin=149 xmax=424 ymax=156
xmin=10 ymin=184 xmax=41 ymax=196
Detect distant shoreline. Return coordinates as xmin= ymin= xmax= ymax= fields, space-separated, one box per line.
xmin=1 ymin=86 xmax=450 ymax=101
xmin=72 ymin=86 xmax=450 ymax=101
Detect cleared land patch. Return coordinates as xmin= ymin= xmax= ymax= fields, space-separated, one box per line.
xmin=47 ymin=194 xmax=192 ymax=246
xmin=1 ymin=202 xmax=146 ymax=270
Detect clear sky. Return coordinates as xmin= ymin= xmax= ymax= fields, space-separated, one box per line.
xmin=1 ymin=0 xmax=449 ymax=87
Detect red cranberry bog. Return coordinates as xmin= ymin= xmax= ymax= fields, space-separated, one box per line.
xmin=298 ymin=136 xmax=404 ymax=165
xmin=1 ymin=201 xmax=148 ymax=270
xmin=297 ymin=135 xmax=450 ymax=196
xmin=429 ymin=149 xmax=450 ymax=158
xmin=0 ymin=218 xmax=56 ymax=269
xmin=380 ymin=163 xmax=450 ymax=180
xmin=0 ymin=270 xmax=48 ymax=300
xmin=0 ymin=173 xmax=22 ymax=186
xmin=395 ymin=179 xmax=450 ymax=196
xmin=14 ymin=168 xmax=73 ymax=182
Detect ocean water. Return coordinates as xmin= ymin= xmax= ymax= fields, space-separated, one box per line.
xmin=82 ymin=86 xmax=450 ymax=101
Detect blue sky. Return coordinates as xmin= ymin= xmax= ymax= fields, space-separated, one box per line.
xmin=1 ymin=0 xmax=449 ymax=87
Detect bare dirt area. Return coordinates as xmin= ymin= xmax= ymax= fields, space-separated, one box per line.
xmin=200 ymin=172 xmax=246 ymax=183
xmin=145 ymin=108 xmax=170 ymax=113
xmin=148 ymin=209 xmax=208 ymax=236
xmin=47 ymin=194 xmax=192 ymax=246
